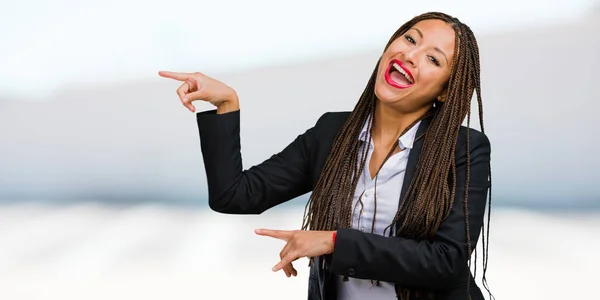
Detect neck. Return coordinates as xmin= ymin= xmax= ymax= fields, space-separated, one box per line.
xmin=371 ymin=101 xmax=429 ymax=146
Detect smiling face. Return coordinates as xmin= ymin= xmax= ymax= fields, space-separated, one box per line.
xmin=374 ymin=19 xmax=457 ymax=113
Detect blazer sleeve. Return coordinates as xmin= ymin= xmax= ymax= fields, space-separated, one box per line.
xmin=196 ymin=109 xmax=325 ymax=214
xmin=328 ymin=129 xmax=491 ymax=289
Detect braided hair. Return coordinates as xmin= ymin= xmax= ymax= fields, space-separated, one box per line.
xmin=301 ymin=12 xmax=493 ymax=300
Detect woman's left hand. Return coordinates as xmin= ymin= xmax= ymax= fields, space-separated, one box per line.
xmin=255 ymin=229 xmax=336 ymax=272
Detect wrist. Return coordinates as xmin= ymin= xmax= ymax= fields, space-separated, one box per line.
xmin=216 ymin=101 xmax=239 ymax=114
xmin=329 ymin=230 xmax=337 ymax=253
xmin=216 ymin=91 xmax=239 ymax=114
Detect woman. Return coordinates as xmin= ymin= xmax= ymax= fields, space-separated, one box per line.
xmin=159 ymin=11 xmax=492 ymax=300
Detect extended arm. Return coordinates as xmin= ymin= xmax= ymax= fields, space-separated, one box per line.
xmin=197 ymin=110 xmax=327 ymax=214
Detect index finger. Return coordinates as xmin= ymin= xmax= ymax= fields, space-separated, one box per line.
xmin=158 ymin=71 xmax=191 ymax=81
xmin=255 ymin=228 xmax=293 ymax=241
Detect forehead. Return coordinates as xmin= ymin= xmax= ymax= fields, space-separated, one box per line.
xmin=407 ymin=19 xmax=456 ymax=57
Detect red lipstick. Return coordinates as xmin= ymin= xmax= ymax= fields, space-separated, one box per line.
xmin=384 ymin=59 xmax=414 ymax=89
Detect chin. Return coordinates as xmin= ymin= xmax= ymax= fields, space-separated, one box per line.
xmin=375 ymin=82 xmax=402 ymax=104
xmin=374 ymin=85 xmax=429 ymax=114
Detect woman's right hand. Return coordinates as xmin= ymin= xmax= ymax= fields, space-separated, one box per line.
xmin=158 ymin=71 xmax=240 ymax=114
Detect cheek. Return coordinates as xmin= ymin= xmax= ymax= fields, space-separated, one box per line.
xmin=377 ymin=60 xmax=385 ymax=75
xmin=418 ymin=69 xmax=449 ymax=94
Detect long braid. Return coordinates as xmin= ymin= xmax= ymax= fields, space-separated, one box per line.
xmin=301 ymin=73 xmax=376 ymax=232
xmin=465 ymin=22 xmax=495 ymax=300
xmin=301 ymin=12 xmax=494 ymax=300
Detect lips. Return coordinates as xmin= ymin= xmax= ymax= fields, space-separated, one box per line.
xmin=384 ymin=59 xmax=415 ymax=89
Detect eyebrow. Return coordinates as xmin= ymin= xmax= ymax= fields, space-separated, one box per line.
xmin=411 ymin=27 xmax=449 ymax=65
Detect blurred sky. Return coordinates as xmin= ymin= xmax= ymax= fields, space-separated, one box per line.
xmin=1 ymin=0 xmax=598 ymax=98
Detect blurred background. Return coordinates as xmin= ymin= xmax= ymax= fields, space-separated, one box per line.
xmin=1 ymin=0 xmax=599 ymax=299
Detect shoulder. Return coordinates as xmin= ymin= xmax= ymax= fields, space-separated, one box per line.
xmin=314 ymin=111 xmax=352 ymax=127
xmin=312 ymin=111 xmax=352 ymax=133
xmin=457 ymin=125 xmax=491 ymax=156
xmin=309 ymin=111 xmax=352 ymax=142
xmin=458 ymin=126 xmax=489 ymax=141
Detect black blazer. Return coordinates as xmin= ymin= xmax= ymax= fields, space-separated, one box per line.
xmin=196 ymin=109 xmax=491 ymax=300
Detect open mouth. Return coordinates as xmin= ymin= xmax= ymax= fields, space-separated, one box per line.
xmin=384 ymin=59 xmax=415 ymax=88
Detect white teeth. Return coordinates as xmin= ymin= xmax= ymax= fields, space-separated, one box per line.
xmin=392 ymin=63 xmax=414 ymax=84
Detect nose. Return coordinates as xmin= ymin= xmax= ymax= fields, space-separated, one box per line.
xmin=403 ymin=48 xmax=418 ymax=67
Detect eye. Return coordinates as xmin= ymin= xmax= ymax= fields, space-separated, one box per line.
xmin=428 ymin=56 xmax=440 ymax=66
xmin=404 ymin=34 xmax=416 ymax=44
